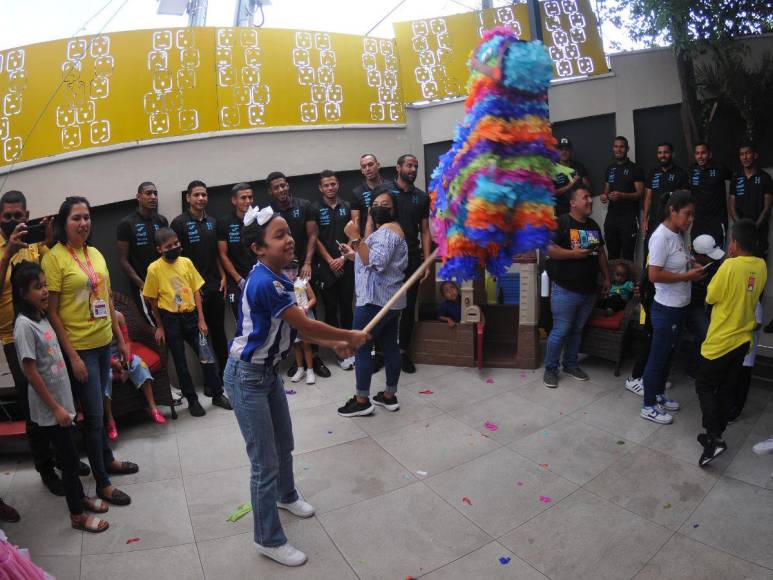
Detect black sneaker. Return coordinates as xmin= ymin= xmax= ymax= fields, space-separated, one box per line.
xmin=211 ymin=394 xmax=233 ymax=410
xmin=373 ymin=391 xmax=399 ymax=412
xmin=698 ymin=433 xmax=727 ymax=467
xmin=401 ymin=354 xmax=416 ymax=374
xmin=189 ymin=398 xmax=206 ymax=417
xmin=313 ymin=357 xmax=331 ymax=378
xmin=372 ymin=353 xmax=384 ymax=373
xmin=337 ymin=397 xmax=375 ymax=417
xmin=543 ymin=368 xmax=559 ymax=388
xmin=78 ymin=461 xmax=91 ymax=477
xmin=564 ymin=367 xmax=589 ymax=381
xmin=287 ymin=362 xmax=299 ymax=378
xmin=40 ymin=469 xmax=65 ymax=496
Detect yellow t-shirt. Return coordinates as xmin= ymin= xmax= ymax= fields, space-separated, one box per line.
xmin=0 ymin=237 xmax=48 ymax=345
xmin=41 ymin=243 xmax=113 ymax=351
xmin=701 ymin=255 xmax=767 ymax=360
xmin=143 ymin=256 xmax=204 ymax=313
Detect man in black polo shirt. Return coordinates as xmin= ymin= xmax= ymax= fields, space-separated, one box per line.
xmin=690 ymin=142 xmax=731 ymax=246
xmin=266 ymin=171 xmax=330 ymax=378
xmin=312 ymin=170 xmax=355 ymax=370
xmin=553 ymin=138 xmax=590 ymax=216
xmin=600 ymin=136 xmax=644 ymax=261
xmin=117 ymin=181 xmax=169 ymax=324
xmin=170 ymin=181 xmax=232 ymax=406
xmin=730 ymin=142 xmax=772 ymax=259
xmin=351 ymin=153 xmax=398 ymax=237
xmin=217 ymin=182 xmax=257 ymax=317
xmin=392 ymin=154 xmax=432 ymax=374
xmin=642 ymin=142 xmax=689 ymax=240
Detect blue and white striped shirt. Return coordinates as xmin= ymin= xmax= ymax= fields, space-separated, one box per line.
xmin=355 ymin=227 xmax=409 ymax=309
xmin=230 ymin=262 xmax=298 ymax=367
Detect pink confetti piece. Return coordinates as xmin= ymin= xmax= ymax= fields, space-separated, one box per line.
xmin=126 ymin=537 xmax=142 ymax=544
xmin=538 ymin=496 xmax=553 ymax=503
xmin=418 ymin=389 xmax=434 ymax=395
xmin=484 ymin=421 xmax=498 ymax=431
xmin=285 ymin=389 xmax=297 ymax=395
xmin=516 ymin=481 xmax=523 ymax=486
xmin=462 ymin=496 xmax=472 ymax=505
xmin=485 ymin=378 xmax=495 ymax=384
xmin=539 ymin=463 xmax=549 ymax=469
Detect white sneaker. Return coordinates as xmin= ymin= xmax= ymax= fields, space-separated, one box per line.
xmin=338 ymin=356 xmax=355 ymax=370
xmin=641 ymin=405 xmax=673 ymax=424
xmin=305 ymin=368 xmax=316 ymax=385
xmin=277 ymin=496 xmax=315 ymax=518
xmin=290 ymin=367 xmax=304 ymax=383
xmin=665 ymin=381 xmax=673 ymax=390
xmin=752 ymin=436 xmax=773 ymax=455
xmin=255 ymin=542 xmax=307 ymax=567
xmin=656 ymin=394 xmax=680 ymax=412
xmin=625 ymin=377 xmax=644 ymax=396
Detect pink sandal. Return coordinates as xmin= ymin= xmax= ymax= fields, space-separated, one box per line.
xmin=106 ymin=420 xmax=118 ymax=441
xmin=148 ymin=408 xmax=167 ymax=424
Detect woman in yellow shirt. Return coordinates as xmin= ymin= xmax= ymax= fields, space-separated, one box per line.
xmin=42 ymin=197 xmax=139 ymax=506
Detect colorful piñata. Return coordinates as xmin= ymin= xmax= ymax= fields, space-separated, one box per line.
xmin=429 ymin=28 xmax=557 ymax=281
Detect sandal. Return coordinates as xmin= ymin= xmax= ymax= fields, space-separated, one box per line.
xmin=82 ymin=497 xmax=109 ymax=514
xmin=148 ymin=408 xmax=167 ymax=425
xmin=97 ymin=487 xmax=131 ymax=506
xmin=71 ymin=514 xmax=109 ymax=533
xmin=106 ymin=461 xmax=139 ymax=475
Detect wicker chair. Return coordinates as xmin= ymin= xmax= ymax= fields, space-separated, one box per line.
xmin=579 ymin=259 xmax=641 ymax=376
xmin=111 ymin=292 xmax=177 ymax=419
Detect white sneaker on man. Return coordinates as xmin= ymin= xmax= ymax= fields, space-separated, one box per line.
xmin=625 ymin=377 xmax=643 ymax=396
xmin=305 ymin=368 xmax=316 ymax=385
xmin=277 ymin=496 xmax=315 ymax=518
xmin=338 ymin=356 xmax=355 ymax=370
xmin=752 ymin=436 xmax=773 ymax=455
xmin=290 ymin=367 xmax=304 ymax=383
xmin=255 ymin=542 xmax=307 ymax=567
xmin=641 ymin=405 xmax=673 ymax=424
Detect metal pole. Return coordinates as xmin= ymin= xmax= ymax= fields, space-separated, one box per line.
xmin=234 ymin=0 xmax=252 ymax=26
xmin=528 ymin=0 xmax=543 ymax=41
xmin=188 ymin=0 xmax=208 ymax=26
xmin=481 ymin=0 xmax=493 ymax=8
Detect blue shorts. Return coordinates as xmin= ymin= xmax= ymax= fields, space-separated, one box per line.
xmin=105 ymin=354 xmax=154 ymax=398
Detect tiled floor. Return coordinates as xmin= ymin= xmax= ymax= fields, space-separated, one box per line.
xmin=2 ymin=357 xmax=773 ymax=580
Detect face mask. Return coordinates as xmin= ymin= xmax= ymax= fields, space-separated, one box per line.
xmin=163 ymin=246 xmax=183 ymax=261
xmin=372 ymin=206 xmax=393 ymax=226
xmin=0 ymin=219 xmax=19 ymax=239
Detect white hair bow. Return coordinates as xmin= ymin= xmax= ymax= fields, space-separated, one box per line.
xmin=243 ymin=205 xmax=274 ymax=227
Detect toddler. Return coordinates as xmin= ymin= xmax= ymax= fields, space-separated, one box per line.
xmin=598 ymin=262 xmax=634 ymax=315
xmin=284 ymin=260 xmax=317 ymax=384
xmin=437 ymin=281 xmax=462 ymax=327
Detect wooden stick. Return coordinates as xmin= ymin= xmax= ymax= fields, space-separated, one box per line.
xmin=363 ymin=248 xmax=440 ymax=335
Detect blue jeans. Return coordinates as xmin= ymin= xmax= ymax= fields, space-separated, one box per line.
xmin=223 ymin=357 xmax=298 ymax=547
xmin=545 ymin=283 xmax=596 ymax=372
xmin=643 ymin=301 xmax=686 ymax=407
xmin=354 ymin=304 xmax=401 ymax=398
xmin=71 ymin=345 xmax=115 ymax=489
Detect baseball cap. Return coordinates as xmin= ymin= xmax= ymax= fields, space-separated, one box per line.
xmin=693 ymin=234 xmax=725 ymax=261
xmin=557 ymin=137 xmax=572 ymax=149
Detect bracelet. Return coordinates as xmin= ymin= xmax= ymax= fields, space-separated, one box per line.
xmin=350 ymin=239 xmax=361 ymax=247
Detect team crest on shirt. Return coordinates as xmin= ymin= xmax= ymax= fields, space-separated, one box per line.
xmin=273 ymin=280 xmax=285 ymax=295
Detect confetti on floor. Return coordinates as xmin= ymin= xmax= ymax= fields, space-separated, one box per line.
xmin=516 ymin=481 xmax=523 ymax=486
xmin=663 ymin=502 xmax=672 ymax=509
xmin=485 ymin=378 xmax=495 ymax=384
xmin=327 ymin=431 xmax=333 ymax=435
xmin=539 ymin=463 xmax=549 ymax=469
xmin=418 ymin=389 xmax=434 ymax=395
xmin=462 ymin=496 xmax=472 ymax=505
xmin=616 ymin=440 xmax=626 ymax=445
xmin=484 ymin=421 xmax=498 ymax=431
xmin=227 ymin=502 xmax=252 ymax=522
xmin=285 ymin=389 xmax=297 ymax=395
xmin=126 ymin=537 xmax=142 ymax=544
xmin=416 ymin=470 xmax=428 ymax=476
xmin=539 ymin=496 xmax=553 ymax=503
xmin=499 ymin=556 xmax=511 ymax=565
xmin=693 ymin=523 xmax=700 ymax=528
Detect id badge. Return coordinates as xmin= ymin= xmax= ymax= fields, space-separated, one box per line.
xmin=90 ymin=298 xmax=108 ymax=319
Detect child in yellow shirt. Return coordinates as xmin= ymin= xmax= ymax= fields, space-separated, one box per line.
xmin=143 ymin=227 xmax=232 ymax=418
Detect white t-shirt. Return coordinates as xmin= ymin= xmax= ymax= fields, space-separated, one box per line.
xmin=648 ymin=224 xmax=691 ymax=307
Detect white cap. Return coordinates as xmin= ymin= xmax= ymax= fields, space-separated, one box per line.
xmin=693 ymin=234 xmax=725 ymax=261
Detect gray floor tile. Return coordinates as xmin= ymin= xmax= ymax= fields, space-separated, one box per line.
xmin=6 ymin=459 xmax=59 ymax=496
xmin=513 ymin=375 xmax=611 ymax=414
xmin=184 ymin=465 xmax=252 ymax=542
xmin=422 ymin=541 xmax=548 ymax=580
xmin=633 ymin=533 xmax=773 ymax=580
xmin=573 ymin=388 xmax=663 ymax=443
xmin=294 ymin=438 xmax=415 ymax=514
xmin=448 ymin=390 xmax=563 ymax=444
xmin=171 ymin=401 xmax=238 ymax=434
xmin=500 ymin=489 xmax=668 ymax=580
xmin=585 ymin=446 xmax=717 ymax=530
xmin=107 ymin=433 xmax=181 ymax=486
xmin=81 ymin=478 xmax=194 ymax=555
xmin=512 ymin=417 xmax=633 ymax=485
xmin=318 ymin=482 xmax=491 ymax=579
xmin=372 ymin=414 xmax=500 ymax=477
xmin=197 ymin=519 xmax=357 ymax=579
xmin=290 ymin=403 xmax=369 ymax=454
xmin=347 ymin=391 xmax=444 ymax=436
xmin=178 ymin=423 xmax=249 ymax=477
xmin=0 ymin=458 xmax=18 ymax=495
xmin=407 ymin=367 xmax=515 ymax=412
xmin=81 ymin=543 xmax=204 ymax=580
xmin=425 ymin=448 xmax=578 ymax=537
xmin=724 ymin=430 xmax=773 ymax=490
xmin=33 ymin=555 xmax=80 ymax=580
xmin=682 ymin=476 xmax=773 ymax=569
xmin=3 ymin=489 xmax=83 ymax=556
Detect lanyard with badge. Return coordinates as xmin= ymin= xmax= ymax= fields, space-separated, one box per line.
xmin=67 ymin=245 xmax=108 ymax=319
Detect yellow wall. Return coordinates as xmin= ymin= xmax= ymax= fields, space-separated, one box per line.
xmin=539 ymin=0 xmax=608 ymax=79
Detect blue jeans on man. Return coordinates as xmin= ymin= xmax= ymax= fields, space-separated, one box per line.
xmin=545 ymin=283 xmax=596 ymax=372
xmin=642 ymin=301 xmax=685 ymax=407
xmin=223 ymin=357 xmax=298 ymax=547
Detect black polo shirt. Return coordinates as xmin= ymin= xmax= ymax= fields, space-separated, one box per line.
xmin=553 ymin=160 xmax=588 ymax=216
xmin=605 ymin=159 xmax=644 ymax=217
xmin=690 ymin=162 xmax=730 ymax=227
xmin=351 ymin=179 xmax=398 ymax=236
xmin=170 ymin=210 xmax=220 ymax=293
xmin=393 ymin=183 xmax=430 ymax=262
xmin=216 ymin=211 xmax=256 ymax=280
xmin=646 ymin=164 xmax=689 ymax=225
xmin=116 ymin=210 xmax=168 ymax=280
xmin=732 ymin=169 xmax=773 ymax=221
xmin=546 ymin=213 xmax=604 ymax=295
xmin=270 ymin=197 xmax=313 ymax=264
xmin=312 ymin=198 xmax=353 ymax=285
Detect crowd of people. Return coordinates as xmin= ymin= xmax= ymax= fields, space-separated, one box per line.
xmin=0 ymin=138 xmax=770 ymax=566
